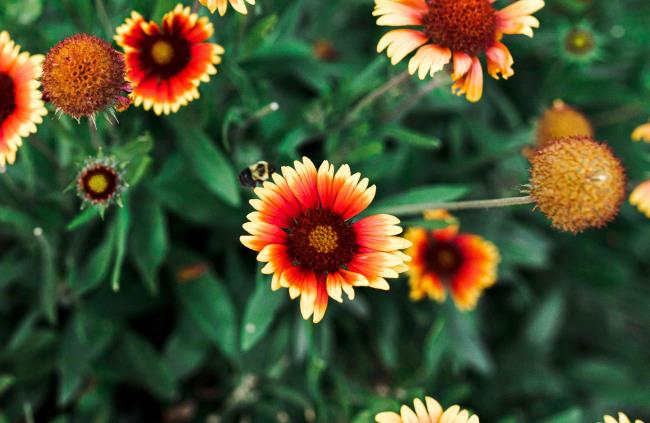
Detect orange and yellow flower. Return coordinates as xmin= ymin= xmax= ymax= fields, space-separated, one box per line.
xmin=630 ymin=180 xmax=650 ymax=219
xmin=0 ymin=31 xmax=47 ymax=167
xmin=374 ymin=0 xmax=545 ymax=102
xmin=375 ymin=395 xmax=479 ymax=423
xmin=632 ymin=120 xmax=650 ymax=143
xmin=601 ymin=413 xmax=644 ymax=423
xmin=199 ymin=0 xmax=256 ymax=15
xmin=404 ymin=211 xmax=499 ymax=310
xmin=114 ymin=4 xmax=224 ymax=115
xmin=240 ymin=157 xmax=411 ymax=323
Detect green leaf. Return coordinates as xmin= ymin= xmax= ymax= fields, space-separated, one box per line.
xmin=535 ymin=408 xmax=583 ymax=423
xmin=368 ymin=185 xmax=468 ymax=215
xmin=0 ymin=206 xmax=35 ymax=233
xmin=0 ymin=375 xmax=14 ymax=397
xmin=383 ymin=126 xmax=441 ymax=149
xmin=66 ymin=208 xmax=99 ymax=232
xmin=177 ymin=273 xmax=238 ymax=360
xmin=240 ymin=271 xmax=285 ymax=351
xmin=111 ymin=202 xmax=131 ymax=292
xmin=524 ymin=290 xmax=565 ymax=353
xmin=130 ymin=198 xmax=168 ymax=294
xmin=35 ymin=230 xmax=57 ymax=324
xmin=58 ymin=314 xmax=115 ymax=405
xmin=72 ymin=224 xmax=115 ymax=295
xmin=171 ymin=121 xmax=240 ymax=207
xmin=422 ymin=317 xmax=448 ymax=379
xmin=448 ymin=308 xmax=492 ymax=374
xmin=118 ymin=331 xmax=177 ymax=401
xmin=401 ymin=218 xmax=455 ymax=230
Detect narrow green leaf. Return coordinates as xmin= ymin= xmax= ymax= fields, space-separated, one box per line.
xmin=0 ymin=375 xmax=14 ymax=397
xmin=130 ymin=198 xmax=168 ymax=294
xmin=66 ymin=208 xmax=99 ymax=232
xmin=422 ymin=317 xmax=448 ymax=378
xmin=111 ymin=202 xmax=131 ymax=292
xmin=383 ymin=126 xmax=441 ymax=149
xmin=525 ymin=290 xmax=565 ymax=353
xmin=35 ymin=230 xmax=57 ymax=324
xmin=401 ymin=218 xmax=455 ymax=230
xmin=171 ymin=121 xmax=240 ymax=207
xmin=241 ymin=271 xmax=285 ymax=351
xmin=119 ymin=331 xmax=177 ymax=401
xmin=72 ymin=224 xmax=115 ymax=295
xmin=177 ymin=273 xmax=238 ymax=359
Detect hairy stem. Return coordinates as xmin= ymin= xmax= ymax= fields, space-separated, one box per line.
xmin=381 ymin=195 xmax=535 ymax=216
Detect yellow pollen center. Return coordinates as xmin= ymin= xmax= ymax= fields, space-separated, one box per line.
xmin=572 ymin=34 xmax=588 ymax=49
xmin=151 ymin=40 xmax=174 ymax=65
xmin=87 ymin=173 xmax=109 ymax=194
xmin=308 ymin=225 xmax=339 ymax=254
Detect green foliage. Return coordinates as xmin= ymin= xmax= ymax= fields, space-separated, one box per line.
xmin=1 ymin=0 xmax=649 ymax=422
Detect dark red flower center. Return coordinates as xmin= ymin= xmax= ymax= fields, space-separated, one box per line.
xmin=424 ymin=0 xmax=497 ymax=55
xmin=0 ymin=73 xmax=16 ymax=124
xmin=424 ymin=237 xmax=463 ymax=279
xmin=141 ymin=34 xmax=191 ymax=79
xmin=287 ymin=209 xmax=358 ymax=274
xmin=79 ymin=165 xmax=119 ymax=203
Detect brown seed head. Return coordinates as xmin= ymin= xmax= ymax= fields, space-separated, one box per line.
xmin=536 ymin=99 xmax=594 ymax=148
xmin=529 ymin=137 xmax=627 ymax=233
xmin=424 ymin=0 xmax=497 ymax=55
xmin=42 ymin=34 xmax=127 ymax=119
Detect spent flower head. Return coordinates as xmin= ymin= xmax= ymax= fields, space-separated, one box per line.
xmin=529 ymin=136 xmax=626 ymax=233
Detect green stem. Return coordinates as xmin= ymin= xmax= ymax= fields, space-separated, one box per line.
xmin=381 ymin=195 xmax=535 ymax=216
xmin=341 ymin=70 xmax=411 ymax=128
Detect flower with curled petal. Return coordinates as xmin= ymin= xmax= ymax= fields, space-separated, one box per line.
xmin=374 ymin=0 xmax=545 ymax=102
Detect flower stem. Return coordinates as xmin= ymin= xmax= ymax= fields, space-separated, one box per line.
xmin=341 ymin=70 xmax=411 ymax=128
xmin=94 ymin=0 xmax=113 ymax=39
xmin=381 ymin=195 xmax=535 ymax=216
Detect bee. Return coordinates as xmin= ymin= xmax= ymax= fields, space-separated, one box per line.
xmin=239 ymin=161 xmax=276 ymax=188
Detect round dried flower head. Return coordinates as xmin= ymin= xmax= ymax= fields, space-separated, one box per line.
xmin=536 ymin=99 xmax=594 ymax=148
xmin=75 ymin=153 xmax=128 ymax=214
xmin=601 ymin=412 xmax=644 ymax=423
xmin=0 ymin=31 xmax=48 ymax=168
xmin=199 ymin=0 xmax=256 ymax=15
xmin=374 ymin=0 xmax=545 ymax=102
xmin=559 ymin=22 xmax=602 ymax=64
xmin=42 ymin=34 xmax=129 ymax=121
xmin=375 ymin=395 xmax=478 ymax=423
xmin=529 ymin=137 xmax=627 ymax=233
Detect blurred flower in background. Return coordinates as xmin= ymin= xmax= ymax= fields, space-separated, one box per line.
xmin=199 ymin=0 xmax=256 ymax=15
xmin=558 ymin=21 xmax=603 ymax=65
xmin=241 ymin=157 xmax=411 ymax=323
xmin=375 ymin=395 xmax=479 ymax=423
xmin=41 ymin=33 xmax=129 ymax=123
xmin=374 ymin=0 xmax=545 ymax=101
xmin=632 ymin=120 xmax=650 ymax=142
xmin=601 ymin=413 xmax=645 ymax=423
xmin=630 ymin=180 xmax=650 ymax=218
xmin=404 ymin=210 xmax=499 ymax=310
xmin=535 ymin=99 xmax=594 ymax=148
xmin=114 ymin=4 xmax=224 ymax=115
xmin=0 ymin=31 xmax=47 ymax=167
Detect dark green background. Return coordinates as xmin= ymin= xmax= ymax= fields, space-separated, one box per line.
xmin=0 ymin=0 xmax=649 ymax=421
